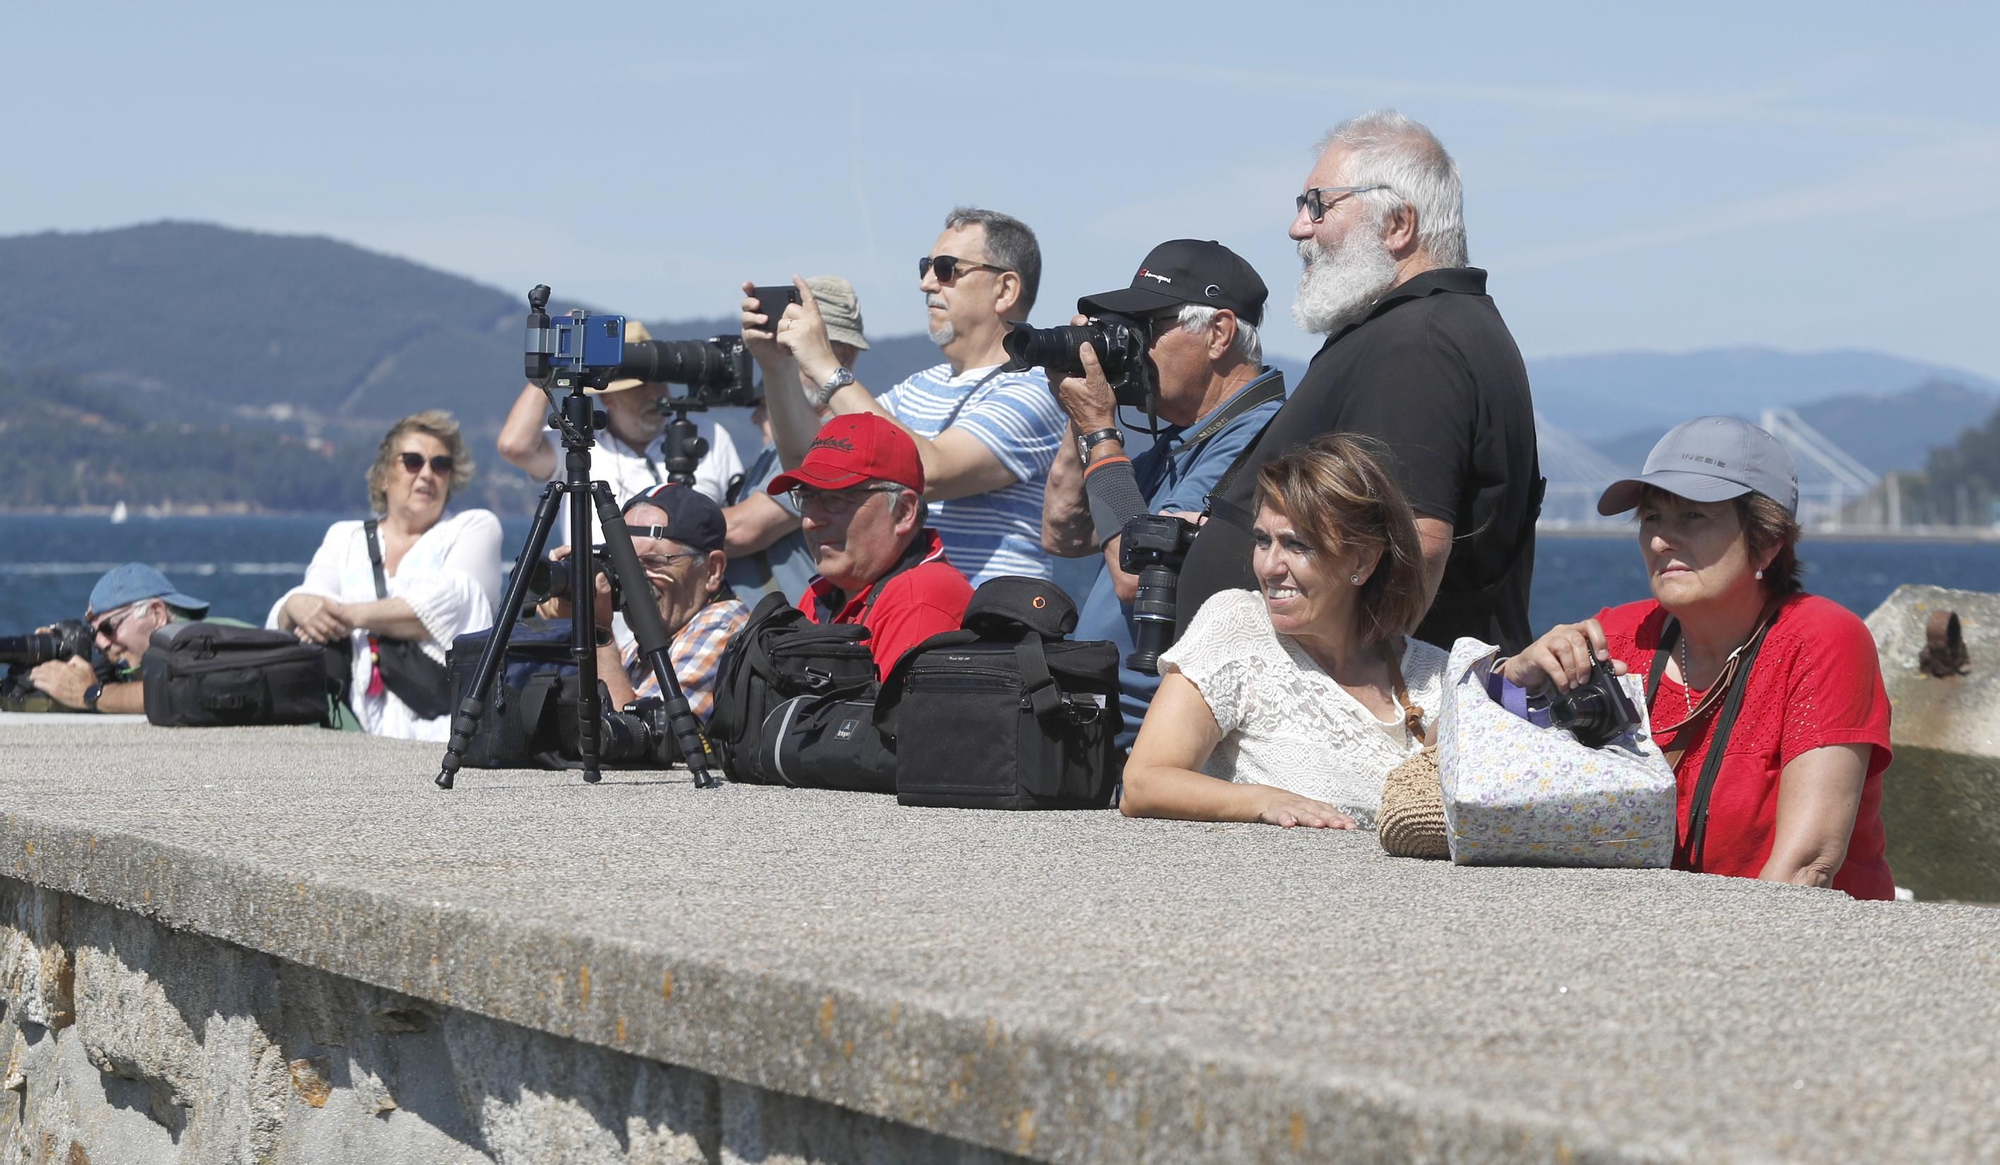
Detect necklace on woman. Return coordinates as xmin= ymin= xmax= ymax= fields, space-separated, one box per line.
xmin=1677 ymin=637 xmax=1697 ymax=716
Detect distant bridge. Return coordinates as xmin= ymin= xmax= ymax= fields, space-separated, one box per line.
xmin=1536 ymin=409 xmax=1884 ymax=531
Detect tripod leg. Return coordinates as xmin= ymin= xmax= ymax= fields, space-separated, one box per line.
xmin=591 ymin=482 xmax=724 ymax=788
xmin=437 ymin=479 xmax=566 ymax=790
xmin=564 ymin=441 xmax=603 ymax=785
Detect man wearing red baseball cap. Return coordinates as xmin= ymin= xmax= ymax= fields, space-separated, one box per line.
xmin=771 ymin=414 xmax=973 ymax=677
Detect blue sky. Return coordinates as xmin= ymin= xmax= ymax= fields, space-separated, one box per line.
xmin=11 ymin=1 xmax=1999 ymax=379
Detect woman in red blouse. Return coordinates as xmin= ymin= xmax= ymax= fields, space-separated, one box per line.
xmin=1500 ymin=417 xmax=1893 ymax=899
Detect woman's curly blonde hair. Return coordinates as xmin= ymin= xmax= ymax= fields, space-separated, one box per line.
xmin=367 ymin=410 xmax=475 ymax=514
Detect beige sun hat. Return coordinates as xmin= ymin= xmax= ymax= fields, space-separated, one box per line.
xmin=807 ymin=276 xmax=869 ymax=351
xmin=586 ymin=320 xmax=657 ymax=396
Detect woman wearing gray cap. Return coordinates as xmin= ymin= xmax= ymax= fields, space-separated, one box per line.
xmin=1501 ymin=417 xmax=1893 ymax=898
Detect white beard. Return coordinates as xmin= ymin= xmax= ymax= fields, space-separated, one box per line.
xmin=926 ymin=295 xmax=955 ymax=347
xmin=1291 ymin=231 xmax=1399 ymax=334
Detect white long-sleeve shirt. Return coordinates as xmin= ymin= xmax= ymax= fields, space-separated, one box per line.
xmin=268 ymin=510 xmax=502 ymax=741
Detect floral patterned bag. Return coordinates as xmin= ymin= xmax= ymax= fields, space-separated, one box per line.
xmin=1436 ymin=638 xmax=1676 ymax=868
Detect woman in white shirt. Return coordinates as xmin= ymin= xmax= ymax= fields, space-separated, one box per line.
xmin=1122 ymin=434 xmax=1446 ymax=829
xmin=271 ymin=411 xmax=502 ymax=741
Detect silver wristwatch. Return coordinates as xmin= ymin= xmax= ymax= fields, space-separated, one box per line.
xmin=812 ymin=367 xmax=856 ymax=408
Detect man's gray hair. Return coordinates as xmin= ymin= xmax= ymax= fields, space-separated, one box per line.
xmin=943 ymin=206 xmax=1041 ymax=317
xmin=1319 ymin=110 xmax=1468 ymax=268
xmin=880 ymin=481 xmax=929 ymax=530
xmin=1178 ymin=305 xmax=1262 ymax=365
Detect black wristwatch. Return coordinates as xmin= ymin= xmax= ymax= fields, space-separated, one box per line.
xmin=1076 ymin=427 xmax=1124 ymax=464
xmin=82 ymin=682 xmax=105 ymax=713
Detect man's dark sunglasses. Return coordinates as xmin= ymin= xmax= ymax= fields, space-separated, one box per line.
xmin=399 ymin=452 xmax=455 ymax=475
xmin=94 ymin=607 xmax=134 ymax=641
xmin=918 ymin=255 xmax=1009 ymax=283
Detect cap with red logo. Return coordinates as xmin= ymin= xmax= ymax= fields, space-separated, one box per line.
xmin=769 ymin=413 xmax=926 ymax=495
xmin=1078 ymin=239 xmax=1268 ymax=326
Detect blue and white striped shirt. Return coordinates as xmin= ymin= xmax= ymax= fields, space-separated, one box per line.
xmin=879 ymin=361 xmax=1064 ymax=585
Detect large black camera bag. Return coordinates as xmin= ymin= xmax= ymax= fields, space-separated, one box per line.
xmin=709 ymin=593 xmax=881 ymax=785
xmin=142 ymin=622 xmax=331 ymax=728
xmin=447 ymin=617 xmax=576 ymax=768
xmin=877 ymin=577 xmax=1119 ymax=810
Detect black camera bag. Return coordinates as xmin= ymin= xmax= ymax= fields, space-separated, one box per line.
xmin=876 ymin=577 xmax=1119 ymax=810
xmin=142 ymin=622 xmax=331 ymax=728
xmin=709 ymin=592 xmax=882 ymax=785
xmin=446 ymin=616 xmax=576 ymax=768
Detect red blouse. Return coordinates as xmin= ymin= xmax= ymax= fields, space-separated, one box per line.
xmin=1595 ymin=595 xmax=1894 ymax=900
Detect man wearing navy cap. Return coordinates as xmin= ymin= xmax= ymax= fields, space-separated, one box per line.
xmin=29 ymin=563 xmax=214 ymax=713
xmin=536 ymin=484 xmax=749 ymax=721
xmin=1040 ymin=239 xmax=1287 ymax=750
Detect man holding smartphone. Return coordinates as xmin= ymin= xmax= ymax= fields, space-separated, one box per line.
xmin=723 ymin=276 xmax=868 ymax=605
xmin=743 ymin=207 xmax=1067 ymax=586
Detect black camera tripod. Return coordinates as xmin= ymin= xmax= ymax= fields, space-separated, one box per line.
xmin=436 ymin=297 xmax=719 ymax=790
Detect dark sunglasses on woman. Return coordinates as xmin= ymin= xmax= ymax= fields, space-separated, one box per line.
xmin=399 ymin=452 xmax=454 ymax=475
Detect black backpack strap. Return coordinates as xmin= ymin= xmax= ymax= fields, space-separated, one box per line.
xmin=1646 ymin=616 xmax=1679 ymax=707
xmin=1016 ymin=637 xmax=1062 ymax=720
xmin=363 ymin=519 xmax=390 ymax=599
xmin=1678 ymin=614 xmax=1777 ymax=871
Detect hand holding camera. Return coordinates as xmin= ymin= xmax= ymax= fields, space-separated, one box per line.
xmin=533 ymin=545 xmax=617 ymax=630
xmin=1052 ymin=314 xmax=1119 ymax=435
xmin=1500 ymin=619 xmax=1642 ymax=749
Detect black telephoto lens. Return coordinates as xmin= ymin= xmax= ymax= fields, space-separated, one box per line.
xmin=1002 ymin=324 xmax=1106 ymax=379
xmin=1126 ymin=565 xmax=1179 ymax=675
xmin=0 ymin=621 xmax=91 ymax=667
xmin=618 ymin=339 xmax=744 ymax=389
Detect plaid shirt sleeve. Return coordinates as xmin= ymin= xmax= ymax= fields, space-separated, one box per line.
xmin=624 ymin=598 xmax=749 ymax=721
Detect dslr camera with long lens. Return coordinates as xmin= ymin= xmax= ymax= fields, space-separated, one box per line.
xmin=1536 ymin=658 xmax=1642 ymax=749
xmin=615 ymin=335 xmax=759 ymax=409
xmin=521 ymin=548 xmax=622 ymax=610
xmin=1001 ymin=315 xmax=1157 ymax=407
xmin=0 ymin=620 xmax=91 ymax=668
xmin=1120 ymin=514 xmax=1197 ymax=675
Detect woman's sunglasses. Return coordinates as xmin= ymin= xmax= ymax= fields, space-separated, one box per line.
xmin=399 ymin=452 xmax=455 ymax=475
xmin=918 ymin=255 xmax=1008 ymax=283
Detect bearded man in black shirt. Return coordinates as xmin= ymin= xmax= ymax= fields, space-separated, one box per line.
xmin=1175 ymin=109 xmax=1542 ymax=654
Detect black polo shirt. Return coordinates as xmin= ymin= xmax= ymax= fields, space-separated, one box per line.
xmin=1175 ymin=267 xmax=1542 ymax=654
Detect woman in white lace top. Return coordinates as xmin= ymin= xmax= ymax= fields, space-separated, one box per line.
xmin=1122 ymin=435 xmax=1447 ymax=829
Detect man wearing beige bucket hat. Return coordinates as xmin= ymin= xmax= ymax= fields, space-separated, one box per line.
xmin=722 ymin=276 xmax=867 ymax=605
xmin=497 ymin=318 xmax=745 ymax=545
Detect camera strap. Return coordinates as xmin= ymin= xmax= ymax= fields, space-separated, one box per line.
xmin=1176 ymin=373 xmax=1286 ymax=454
xmin=1643 ymin=600 xmax=1782 ymax=870
xmin=364 ymin=519 xmax=390 ymax=599
xmin=935 ymin=366 xmax=1007 ymax=434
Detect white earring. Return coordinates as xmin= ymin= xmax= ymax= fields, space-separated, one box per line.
xmin=1350 ymin=573 xmax=1362 ymax=585
xmin=1755 ymin=569 xmax=1764 ymax=580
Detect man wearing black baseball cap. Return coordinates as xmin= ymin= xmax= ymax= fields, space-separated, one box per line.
xmin=1040 ymin=239 xmax=1287 ymax=751
xmin=536 ymin=483 xmax=749 ymax=722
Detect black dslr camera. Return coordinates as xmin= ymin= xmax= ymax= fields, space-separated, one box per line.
xmin=1120 ymin=514 xmax=1197 ymax=675
xmin=615 ymin=335 xmax=760 ymax=409
xmin=521 ymin=548 xmax=623 ymax=611
xmin=1538 ymin=658 xmax=1642 ymax=749
xmin=1001 ymin=315 xmax=1157 ymax=406
xmin=0 ymin=620 xmax=91 ymax=667
xmin=598 ymin=695 xmax=680 ymax=765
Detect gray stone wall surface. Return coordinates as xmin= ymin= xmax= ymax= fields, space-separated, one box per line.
xmin=1865 ymin=584 xmax=2000 ymax=902
xmin=0 ymin=720 xmax=1996 ymax=1163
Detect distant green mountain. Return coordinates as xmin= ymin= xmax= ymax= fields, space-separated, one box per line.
xmin=5 ymin=220 xmax=1994 ymax=514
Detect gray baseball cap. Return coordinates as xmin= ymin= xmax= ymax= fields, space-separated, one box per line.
xmin=1597 ymin=416 xmax=1800 ymax=517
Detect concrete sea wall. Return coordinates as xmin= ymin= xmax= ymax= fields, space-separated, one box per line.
xmin=0 ymin=715 xmax=1995 ymax=1164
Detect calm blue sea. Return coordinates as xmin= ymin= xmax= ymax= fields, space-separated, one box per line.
xmin=1 ymin=513 xmax=1995 ymax=636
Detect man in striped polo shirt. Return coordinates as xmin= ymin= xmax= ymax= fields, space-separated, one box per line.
xmin=746 ymin=207 xmax=1067 ymax=586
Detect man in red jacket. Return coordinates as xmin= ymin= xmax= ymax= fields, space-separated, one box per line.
xmin=772 ymin=414 xmax=973 ymax=677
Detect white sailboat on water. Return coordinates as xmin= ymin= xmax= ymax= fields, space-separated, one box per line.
xmin=109 ymin=501 xmax=129 ymax=524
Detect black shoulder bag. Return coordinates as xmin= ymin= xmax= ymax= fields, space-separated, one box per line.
xmin=1644 ymin=604 xmax=1780 ymax=870
xmin=362 ymin=519 xmax=455 ymax=721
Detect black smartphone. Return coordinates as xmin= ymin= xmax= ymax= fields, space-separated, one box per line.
xmin=750 ymin=285 xmax=800 ymax=333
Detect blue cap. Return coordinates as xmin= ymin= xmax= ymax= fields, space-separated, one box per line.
xmin=620 ymin=483 xmax=728 ymax=554
xmin=87 ymin=563 xmax=211 ymax=621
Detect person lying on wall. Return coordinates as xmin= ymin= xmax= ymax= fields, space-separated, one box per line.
xmin=26 ymin=564 xmax=241 ymax=714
